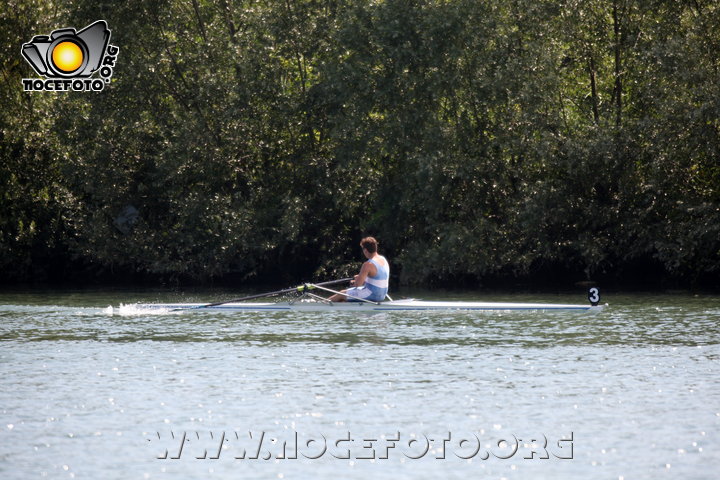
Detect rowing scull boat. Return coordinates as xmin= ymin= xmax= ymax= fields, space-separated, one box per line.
xmin=130 ymin=298 xmax=604 ymax=313
xmin=124 ymin=282 xmax=605 ymax=313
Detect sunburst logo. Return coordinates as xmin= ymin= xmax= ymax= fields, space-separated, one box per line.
xmin=21 ymin=20 xmax=119 ymax=92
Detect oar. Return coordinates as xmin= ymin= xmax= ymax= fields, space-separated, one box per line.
xmin=183 ymin=277 xmax=353 ymax=310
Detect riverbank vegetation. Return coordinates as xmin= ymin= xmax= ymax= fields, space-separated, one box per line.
xmin=1 ymin=0 xmax=718 ymax=287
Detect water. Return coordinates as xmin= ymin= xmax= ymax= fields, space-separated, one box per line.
xmin=1 ymin=289 xmax=718 ymax=479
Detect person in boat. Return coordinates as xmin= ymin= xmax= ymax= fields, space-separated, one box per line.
xmin=329 ymin=237 xmax=390 ymax=303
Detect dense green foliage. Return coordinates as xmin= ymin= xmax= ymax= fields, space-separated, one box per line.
xmin=1 ymin=0 xmax=718 ymax=286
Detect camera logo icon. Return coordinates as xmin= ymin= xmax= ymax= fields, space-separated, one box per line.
xmin=21 ymin=20 xmax=119 ymax=92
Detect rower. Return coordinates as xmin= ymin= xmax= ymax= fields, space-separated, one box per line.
xmin=329 ymin=237 xmax=390 ymax=303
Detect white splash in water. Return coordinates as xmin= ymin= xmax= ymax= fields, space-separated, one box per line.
xmin=115 ymin=303 xmax=174 ymax=316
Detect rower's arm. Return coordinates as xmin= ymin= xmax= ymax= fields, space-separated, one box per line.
xmin=353 ymin=261 xmax=377 ymax=287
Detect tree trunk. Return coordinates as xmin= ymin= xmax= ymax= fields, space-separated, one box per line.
xmin=588 ymin=55 xmax=600 ymax=124
xmin=613 ymin=0 xmax=622 ymax=127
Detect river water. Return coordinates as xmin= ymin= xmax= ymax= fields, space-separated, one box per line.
xmin=0 ymin=289 xmax=718 ymax=479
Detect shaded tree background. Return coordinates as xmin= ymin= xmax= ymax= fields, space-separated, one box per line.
xmin=1 ymin=0 xmax=718 ymax=287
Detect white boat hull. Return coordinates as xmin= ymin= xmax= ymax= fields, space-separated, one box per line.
xmin=131 ymin=299 xmax=605 ymax=313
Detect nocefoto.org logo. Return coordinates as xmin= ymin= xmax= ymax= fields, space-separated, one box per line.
xmin=21 ymin=20 xmax=119 ymax=92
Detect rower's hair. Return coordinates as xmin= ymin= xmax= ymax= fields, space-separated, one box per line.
xmin=360 ymin=237 xmax=379 ymax=254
